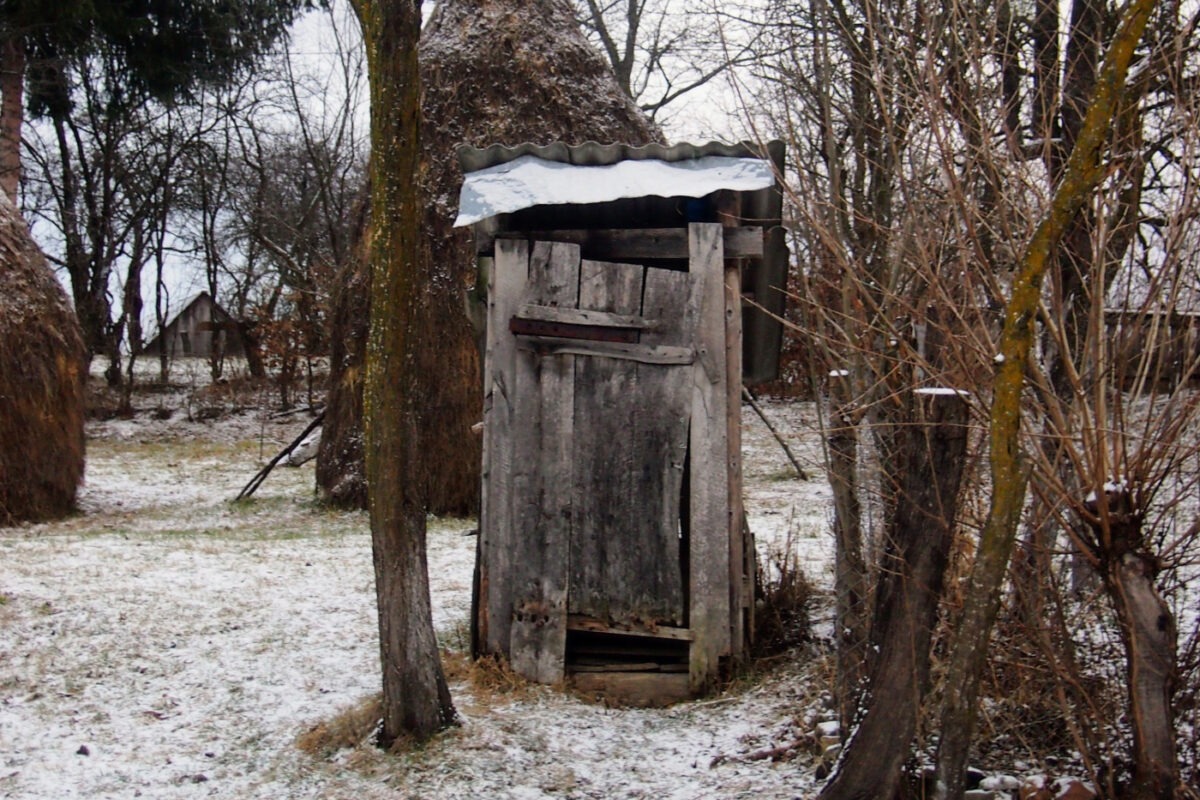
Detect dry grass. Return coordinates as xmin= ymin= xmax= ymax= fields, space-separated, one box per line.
xmin=450 ymin=652 xmax=541 ymax=707
xmin=752 ymin=526 xmax=816 ymax=659
xmin=296 ymin=652 xmax=537 ymax=764
xmin=296 ymin=695 xmax=383 ymax=759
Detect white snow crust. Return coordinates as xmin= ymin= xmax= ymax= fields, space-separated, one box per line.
xmin=454 ymin=155 xmax=776 ymax=227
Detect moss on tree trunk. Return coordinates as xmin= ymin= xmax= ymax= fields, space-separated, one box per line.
xmin=932 ymin=0 xmax=1160 ymax=794
xmin=353 ymin=0 xmax=457 ymax=745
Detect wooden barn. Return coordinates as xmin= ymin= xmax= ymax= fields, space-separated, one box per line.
xmin=457 ymin=141 xmax=787 ymax=705
xmin=145 ymin=292 xmax=245 ymax=360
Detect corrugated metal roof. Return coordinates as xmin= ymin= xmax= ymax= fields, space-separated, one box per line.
xmin=458 ymin=140 xmax=782 ymax=173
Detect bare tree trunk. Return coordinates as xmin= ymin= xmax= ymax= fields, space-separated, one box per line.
xmin=819 ymin=389 xmax=970 ymax=800
xmin=119 ymin=228 xmax=146 ymax=414
xmin=1096 ymin=507 xmax=1179 ymax=800
xmin=353 ymin=0 xmax=456 ymax=745
xmin=827 ymin=372 xmax=869 ymax=739
xmin=0 ymin=37 xmax=24 ymax=203
xmin=239 ymin=321 xmax=267 ymax=379
xmin=152 ymin=197 xmax=172 ymax=384
xmin=1108 ymin=551 xmax=1178 ymax=800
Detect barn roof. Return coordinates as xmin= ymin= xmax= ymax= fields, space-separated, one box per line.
xmin=143 ymin=292 xmax=235 ymax=353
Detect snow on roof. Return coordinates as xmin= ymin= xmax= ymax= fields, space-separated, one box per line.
xmin=454 ymin=142 xmax=778 ymax=227
xmin=455 ymin=140 xmax=790 ymax=385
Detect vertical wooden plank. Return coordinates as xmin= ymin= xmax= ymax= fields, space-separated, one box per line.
xmin=635 ymin=267 xmax=696 ymax=624
xmin=687 ymin=222 xmax=731 ymax=692
xmin=472 ymin=256 xmax=492 ymax=658
xmin=725 ymin=261 xmax=747 ymax=658
xmin=528 ymin=240 xmax=580 ymax=307
xmin=716 ymin=189 xmax=751 ymax=659
xmin=480 ymin=240 xmax=528 ymax=658
xmin=570 ymin=259 xmax=646 ymax=620
xmin=508 ymin=241 xmax=579 ymax=684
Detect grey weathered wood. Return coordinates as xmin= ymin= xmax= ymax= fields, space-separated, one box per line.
xmin=687 ymin=222 xmax=731 ymax=692
xmin=507 ymin=241 xmax=579 ymax=684
xmin=566 ymin=615 xmax=695 ymax=641
xmin=724 ymin=259 xmax=747 ymax=657
xmin=716 ymin=188 xmax=749 ymax=659
xmin=570 ymin=663 xmax=665 ymax=673
xmin=527 ymin=240 xmax=580 ymax=307
xmin=633 ymin=266 xmax=697 ymax=627
xmin=483 ymin=227 xmax=739 ymax=694
xmin=570 ymin=671 xmax=692 ymax=708
xmin=481 ymin=227 xmax=764 ymax=260
xmin=825 ymin=369 xmax=868 ymax=739
xmin=514 ymin=337 xmax=693 ymax=365
xmin=480 ymin=238 xmax=529 ymax=657
xmin=570 ymin=258 xmax=649 ymax=623
xmin=515 ymin=303 xmax=656 ymax=330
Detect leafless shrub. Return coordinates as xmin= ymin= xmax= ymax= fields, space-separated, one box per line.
xmin=753 ymin=525 xmax=815 ymax=658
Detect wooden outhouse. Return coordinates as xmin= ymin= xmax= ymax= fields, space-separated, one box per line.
xmin=457 ymin=141 xmax=787 ymax=705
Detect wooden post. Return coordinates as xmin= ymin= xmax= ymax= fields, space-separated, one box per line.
xmin=688 ymin=222 xmax=731 ymax=692
xmin=478 ymin=238 xmax=529 ymax=658
xmin=717 ymin=191 xmax=748 ymax=660
xmin=819 ymin=388 xmax=970 ymax=800
xmin=826 ymin=368 xmax=868 ymax=741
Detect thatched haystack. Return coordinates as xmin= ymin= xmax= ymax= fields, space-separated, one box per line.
xmin=314 ymin=191 xmax=370 ymax=506
xmin=0 ymin=194 xmax=86 ymax=525
xmin=316 ymin=0 xmax=661 ymax=513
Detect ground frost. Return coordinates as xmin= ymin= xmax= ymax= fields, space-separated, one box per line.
xmin=1 ymin=400 xmax=827 ymax=799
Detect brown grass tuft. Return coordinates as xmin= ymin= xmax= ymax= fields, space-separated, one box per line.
xmin=295 ymin=694 xmax=382 ymax=758
xmin=460 ymin=654 xmax=538 ymax=706
xmin=752 ymin=528 xmax=815 ymax=658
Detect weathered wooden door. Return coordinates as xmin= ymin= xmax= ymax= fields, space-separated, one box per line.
xmin=481 ymin=235 xmax=710 ymax=682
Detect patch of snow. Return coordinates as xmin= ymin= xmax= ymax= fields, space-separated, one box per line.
xmin=980 ymin=774 xmax=1021 ymax=791
xmin=1085 ymin=478 xmax=1127 ymax=505
xmin=914 ymin=387 xmax=970 ymax=397
xmin=455 ymin=155 xmax=776 ymax=227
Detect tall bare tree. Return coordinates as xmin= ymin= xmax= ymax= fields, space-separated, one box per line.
xmin=934 ymin=2 xmax=1162 ymax=795
xmin=350 ymin=0 xmax=457 ymax=744
xmin=574 ymin=0 xmax=763 ymax=127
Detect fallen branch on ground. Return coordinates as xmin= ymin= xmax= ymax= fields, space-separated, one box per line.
xmin=235 ymin=411 xmax=325 ymax=502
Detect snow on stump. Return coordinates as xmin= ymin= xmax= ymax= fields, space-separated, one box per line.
xmin=0 ymin=193 xmax=86 ymax=524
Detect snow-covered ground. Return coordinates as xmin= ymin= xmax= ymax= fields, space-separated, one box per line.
xmin=1 ymin=391 xmax=833 ymax=799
